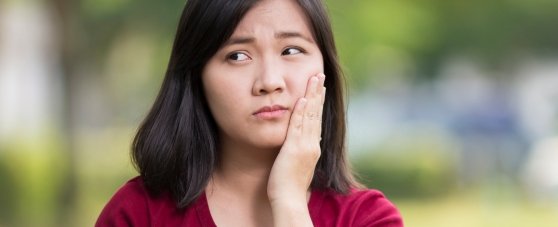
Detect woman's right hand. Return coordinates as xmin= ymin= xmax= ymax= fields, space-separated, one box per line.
xmin=267 ymin=73 xmax=326 ymax=226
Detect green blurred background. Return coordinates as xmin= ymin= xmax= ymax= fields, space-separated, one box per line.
xmin=1 ymin=0 xmax=558 ymax=226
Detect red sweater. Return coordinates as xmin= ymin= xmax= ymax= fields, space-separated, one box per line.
xmin=96 ymin=177 xmax=403 ymax=227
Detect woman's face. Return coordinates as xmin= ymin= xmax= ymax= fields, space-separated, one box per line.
xmin=202 ymin=0 xmax=324 ymax=150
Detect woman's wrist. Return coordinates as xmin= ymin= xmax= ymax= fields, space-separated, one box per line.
xmin=270 ymin=199 xmax=313 ymax=227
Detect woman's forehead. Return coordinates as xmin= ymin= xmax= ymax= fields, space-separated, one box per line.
xmin=230 ymin=0 xmax=314 ymax=41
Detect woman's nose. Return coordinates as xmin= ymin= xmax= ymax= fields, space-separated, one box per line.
xmin=252 ymin=58 xmax=286 ymax=96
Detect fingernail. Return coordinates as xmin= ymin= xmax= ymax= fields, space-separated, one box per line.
xmin=319 ymin=73 xmax=326 ymax=79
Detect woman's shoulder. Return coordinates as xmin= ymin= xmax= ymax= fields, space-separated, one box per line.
xmin=102 ymin=177 xmax=157 ymax=207
xmin=310 ymin=187 xmax=403 ymax=227
xmin=95 ymin=177 xmax=151 ymax=227
xmin=108 ymin=176 xmax=149 ymax=200
xmin=95 ymin=176 xmax=178 ymax=227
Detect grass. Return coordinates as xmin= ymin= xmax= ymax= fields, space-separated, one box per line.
xmin=395 ymin=189 xmax=558 ymax=227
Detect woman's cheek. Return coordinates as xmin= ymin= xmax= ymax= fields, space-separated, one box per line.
xmin=288 ymin=72 xmax=314 ymax=99
xmin=282 ymin=54 xmax=323 ymax=98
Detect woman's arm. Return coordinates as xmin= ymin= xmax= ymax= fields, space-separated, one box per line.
xmin=267 ymin=73 xmax=326 ymax=227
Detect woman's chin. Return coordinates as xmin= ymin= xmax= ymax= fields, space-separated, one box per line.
xmin=251 ymin=134 xmax=287 ymax=150
xmin=250 ymin=125 xmax=288 ymax=148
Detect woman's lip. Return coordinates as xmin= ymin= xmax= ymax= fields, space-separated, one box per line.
xmin=253 ymin=105 xmax=288 ymax=119
xmin=253 ymin=109 xmax=288 ymax=119
xmin=253 ymin=105 xmax=288 ymax=114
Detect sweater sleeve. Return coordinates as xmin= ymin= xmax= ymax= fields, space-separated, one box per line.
xmin=95 ymin=178 xmax=151 ymax=227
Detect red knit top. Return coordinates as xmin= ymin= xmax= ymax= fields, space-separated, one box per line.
xmin=96 ymin=177 xmax=403 ymax=227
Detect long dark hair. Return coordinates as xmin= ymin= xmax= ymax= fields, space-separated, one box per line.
xmin=132 ymin=0 xmax=359 ymax=209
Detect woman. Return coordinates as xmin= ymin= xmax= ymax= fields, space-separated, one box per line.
xmin=96 ymin=0 xmax=403 ymax=226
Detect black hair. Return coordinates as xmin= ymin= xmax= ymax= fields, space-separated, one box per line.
xmin=132 ymin=0 xmax=359 ymax=208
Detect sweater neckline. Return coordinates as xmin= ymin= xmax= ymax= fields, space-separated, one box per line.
xmin=194 ymin=189 xmax=325 ymax=226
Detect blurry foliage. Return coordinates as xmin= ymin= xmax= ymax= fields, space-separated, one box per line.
xmin=0 ymin=133 xmax=67 ymax=227
xmin=50 ymin=0 xmax=558 ymax=94
xmin=0 ymin=153 xmax=17 ymax=223
xmin=62 ymin=0 xmax=558 ymax=91
xmin=351 ymin=132 xmax=458 ymax=198
xmin=325 ymin=0 xmax=558 ymax=87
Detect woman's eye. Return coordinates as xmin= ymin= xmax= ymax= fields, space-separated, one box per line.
xmin=228 ymin=52 xmax=251 ymax=61
xmin=282 ymin=47 xmax=303 ymax=56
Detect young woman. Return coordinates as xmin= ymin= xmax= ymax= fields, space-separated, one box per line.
xmin=96 ymin=0 xmax=403 ymax=226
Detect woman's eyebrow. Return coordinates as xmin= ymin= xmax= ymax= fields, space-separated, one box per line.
xmin=225 ymin=37 xmax=255 ymax=46
xmin=275 ymin=31 xmax=314 ymax=44
xmin=225 ymin=31 xmax=314 ymax=46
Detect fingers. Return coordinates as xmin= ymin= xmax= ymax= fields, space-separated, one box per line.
xmin=288 ymin=97 xmax=307 ymax=134
xmin=285 ymin=73 xmax=326 ymax=142
xmin=302 ymin=73 xmax=325 ymax=141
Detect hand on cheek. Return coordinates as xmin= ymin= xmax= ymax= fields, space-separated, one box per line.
xmin=267 ymin=72 xmax=326 ymax=207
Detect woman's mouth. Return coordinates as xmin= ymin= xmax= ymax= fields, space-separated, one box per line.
xmin=253 ymin=105 xmax=288 ymax=120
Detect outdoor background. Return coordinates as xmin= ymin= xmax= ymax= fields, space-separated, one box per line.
xmin=1 ymin=0 xmax=558 ymax=226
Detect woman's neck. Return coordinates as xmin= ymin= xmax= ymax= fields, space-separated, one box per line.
xmin=205 ymin=139 xmax=280 ymax=226
xmin=208 ymin=138 xmax=280 ymax=201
